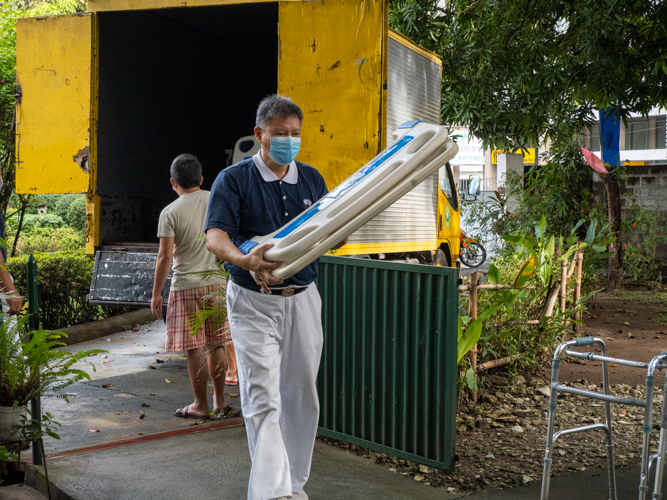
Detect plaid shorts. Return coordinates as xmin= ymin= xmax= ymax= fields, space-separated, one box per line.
xmin=165 ymin=282 xmax=231 ymax=352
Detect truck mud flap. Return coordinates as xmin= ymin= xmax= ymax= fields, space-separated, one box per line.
xmin=87 ymin=250 xmax=170 ymax=308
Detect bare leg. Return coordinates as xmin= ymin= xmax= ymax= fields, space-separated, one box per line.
xmin=186 ymin=346 xmax=210 ymax=415
xmin=225 ymin=341 xmax=238 ymax=384
xmin=207 ymin=345 xmax=228 ymax=411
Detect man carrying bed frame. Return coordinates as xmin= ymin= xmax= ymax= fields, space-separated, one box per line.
xmin=205 ymin=95 xmax=346 ymax=500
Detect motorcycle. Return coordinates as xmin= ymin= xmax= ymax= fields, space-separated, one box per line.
xmin=459 ymin=229 xmax=486 ymax=268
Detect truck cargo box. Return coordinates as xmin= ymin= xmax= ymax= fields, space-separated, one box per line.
xmin=15 ymin=0 xmax=452 ymax=306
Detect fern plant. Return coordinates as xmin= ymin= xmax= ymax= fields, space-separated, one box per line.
xmin=0 ymin=313 xmax=105 ymax=407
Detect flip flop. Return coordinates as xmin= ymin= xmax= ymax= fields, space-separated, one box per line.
xmin=174 ymin=404 xmax=209 ymax=420
xmin=211 ymin=401 xmax=233 ymax=419
xmin=225 ymin=375 xmax=238 ymax=386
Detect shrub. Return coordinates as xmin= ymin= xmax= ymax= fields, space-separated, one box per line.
xmin=458 ymin=216 xmax=610 ymax=395
xmin=64 ymin=196 xmax=86 ymax=233
xmin=6 ymin=251 xmax=120 ymax=330
xmin=621 ymin=197 xmax=667 ymax=283
xmin=14 ymin=227 xmax=84 ymax=255
xmin=53 ymin=194 xmax=77 ymax=220
xmin=34 ymin=194 xmax=65 ymax=216
xmin=4 ymin=212 xmax=85 ymax=256
xmin=6 ymin=213 xmax=66 ymax=234
xmin=463 ymin=139 xmax=597 ymax=259
xmin=503 ymin=140 xmax=593 ymax=240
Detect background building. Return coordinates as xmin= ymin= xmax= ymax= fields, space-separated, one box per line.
xmin=583 ymin=108 xmax=666 ymax=166
xmin=452 ymin=107 xmax=666 ymax=194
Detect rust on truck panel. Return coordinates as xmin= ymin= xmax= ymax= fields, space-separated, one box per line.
xmin=73 ymin=146 xmax=90 ymax=173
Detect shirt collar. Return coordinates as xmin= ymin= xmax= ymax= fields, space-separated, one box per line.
xmin=252 ymin=152 xmax=298 ymax=184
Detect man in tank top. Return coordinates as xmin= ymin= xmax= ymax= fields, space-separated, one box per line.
xmin=151 ymin=154 xmax=235 ymax=420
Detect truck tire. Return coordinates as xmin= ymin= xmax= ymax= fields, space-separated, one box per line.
xmin=435 ymin=247 xmax=452 ymax=268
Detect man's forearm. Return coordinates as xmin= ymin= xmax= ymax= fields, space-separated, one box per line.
xmin=152 ymin=256 xmax=172 ymax=297
xmin=0 ymin=267 xmax=18 ymax=297
xmin=0 ymin=257 xmax=18 ymax=296
xmin=207 ymin=230 xmax=282 ymax=285
xmin=207 ymin=231 xmax=247 ymax=269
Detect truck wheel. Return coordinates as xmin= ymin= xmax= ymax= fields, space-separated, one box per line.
xmin=435 ymin=248 xmax=452 ymax=267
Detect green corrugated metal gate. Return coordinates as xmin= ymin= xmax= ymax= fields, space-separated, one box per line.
xmin=315 ymin=256 xmax=459 ymax=472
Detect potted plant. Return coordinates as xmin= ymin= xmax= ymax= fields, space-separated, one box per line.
xmin=0 ymin=312 xmax=103 ymax=445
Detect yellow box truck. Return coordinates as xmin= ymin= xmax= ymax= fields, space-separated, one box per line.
xmin=15 ymin=0 xmax=460 ymax=305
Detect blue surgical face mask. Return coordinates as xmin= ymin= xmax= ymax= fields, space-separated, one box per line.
xmin=263 ymin=133 xmax=301 ymax=166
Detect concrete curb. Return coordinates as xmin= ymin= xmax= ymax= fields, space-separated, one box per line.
xmin=0 ymin=484 xmax=47 ymax=500
xmin=55 ymin=309 xmax=155 ymax=346
xmin=25 ymin=465 xmax=73 ymax=500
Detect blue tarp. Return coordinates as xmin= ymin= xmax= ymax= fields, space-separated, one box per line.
xmin=599 ymin=108 xmax=621 ymax=167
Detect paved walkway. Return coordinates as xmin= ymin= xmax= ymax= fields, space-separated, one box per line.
xmin=9 ymin=319 xmax=665 ymax=499
xmin=27 ymin=426 xmax=455 ymax=500
xmin=18 ymin=320 xmax=454 ymax=500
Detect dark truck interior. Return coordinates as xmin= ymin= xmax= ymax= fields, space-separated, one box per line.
xmin=96 ymin=3 xmax=279 ymax=245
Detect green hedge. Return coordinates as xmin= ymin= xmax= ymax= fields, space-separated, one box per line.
xmin=12 ymin=227 xmax=83 ymax=255
xmin=5 ymin=211 xmax=85 ymax=256
xmin=64 ymin=196 xmax=86 ymax=233
xmin=6 ymin=251 xmax=121 ymax=330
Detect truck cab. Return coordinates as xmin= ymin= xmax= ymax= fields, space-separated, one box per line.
xmin=436 ymin=163 xmax=461 ymax=267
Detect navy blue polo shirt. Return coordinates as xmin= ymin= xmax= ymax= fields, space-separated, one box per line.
xmin=205 ymin=153 xmax=328 ymax=289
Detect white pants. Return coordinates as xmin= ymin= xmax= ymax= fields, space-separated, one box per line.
xmin=227 ymin=281 xmax=324 ymax=500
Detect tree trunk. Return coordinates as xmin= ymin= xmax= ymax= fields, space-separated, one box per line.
xmin=11 ymin=195 xmax=28 ymax=258
xmin=0 ymin=166 xmax=15 ymax=219
xmin=601 ymin=173 xmax=624 ymax=291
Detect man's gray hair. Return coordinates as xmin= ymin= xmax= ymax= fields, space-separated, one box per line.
xmin=170 ymin=154 xmax=202 ymax=189
xmin=256 ymin=94 xmax=304 ymax=129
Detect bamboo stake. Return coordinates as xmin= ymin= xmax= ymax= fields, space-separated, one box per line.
xmin=560 ymin=258 xmax=568 ymax=314
xmin=490 ymin=320 xmax=541 ymax=327
xmin=478 ymin=284 xmax=538 ymax=290
xmin=461 ymin=319 xmax=541 ymax=331
xmin=459 ymin=284 xmax=538 ymax=292
xmin=469 ymin=271 xmax=479 ymax=404
xmin=574 ymin=251 xmax=584 ymax=333
xmin=544 ymin=281 xmax=561 ymax=318
xmin=567 ymin=258 xmax=577 ymax=279
xmin=477 ymin=354 xmax=521 ymax=372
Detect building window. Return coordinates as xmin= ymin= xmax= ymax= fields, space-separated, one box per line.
xmin=629 ymin=120 xmax=648 ymax=150
xmin=657 ymin=119 xmax=666 ymax=150
xmin=588 ymin=125 xmax=600 ymax=151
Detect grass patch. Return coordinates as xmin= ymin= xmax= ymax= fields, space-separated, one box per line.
xmin=650 ymin=311 xmax=667 ymax=327
xmin=612 ymin=290 xmax=667 ymax=306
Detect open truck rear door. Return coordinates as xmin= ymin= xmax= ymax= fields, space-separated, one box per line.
xmin=16 ymin=13 xmax=94 ymax=195
xmin=15 ymin=12 xmax=102 ymax=256
xmin=16 ymin=13 xmax=170 ymax=308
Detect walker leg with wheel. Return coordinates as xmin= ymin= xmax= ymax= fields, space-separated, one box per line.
xmin=651 ymin=354 xmax=667 ymax=499
xmin=540 ymin=350 xmax=561 ymax=499
xmin=639 ymin=368 xmax=657 ymax=499
xmin=600 ymin=341 xmax=617 ymax=498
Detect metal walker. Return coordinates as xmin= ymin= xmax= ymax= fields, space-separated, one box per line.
xmin=540 ymin=337 xmax=667 ymax=500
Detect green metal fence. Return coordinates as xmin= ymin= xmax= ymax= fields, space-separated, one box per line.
xmin=315 ymin=256 xmax=459 ymax=471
